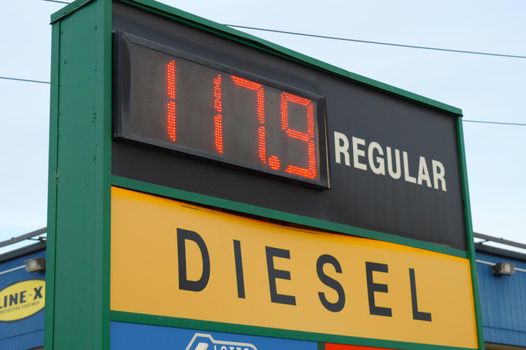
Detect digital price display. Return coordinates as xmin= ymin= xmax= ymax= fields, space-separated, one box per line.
xmin=111 ymin=2 xmax=468 ymax=250
xmin=114 ymin=32 xmax=328 ymax=187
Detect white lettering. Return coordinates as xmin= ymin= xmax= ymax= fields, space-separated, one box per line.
xmin=332 ymin=130 xmax=448 ymax=192
xmin=417 ymin=156 xmax=432 ymax=187
xmin=334 ymin=132 xmax=350 ymax=166
xmin=352 ymin=137 xmax=367 ymax=171
xmin=386 ymin=147 xmax=401 ymax=180
xmin=432 ymin=160 xmax=447 ymax=192
xmin=403 ymin=151 xmax=416 ymax=184
xmin=368 ymin=141 xmax=385 ymax=175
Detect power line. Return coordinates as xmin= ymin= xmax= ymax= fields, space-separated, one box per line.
xmin=225 ymin=24 xmax=526 ymax=60
xmin=1 ymin=77 xmax=524 ymax=127
xmin=0 ymin=75 xmax=50 ymax=85
xmin=41 ymin=0 xmax=70 ymax=4
xmin=36 ymin=0 xmax=526 ymax=60
xmin=463 ymin=119 xmax=526 ymax=127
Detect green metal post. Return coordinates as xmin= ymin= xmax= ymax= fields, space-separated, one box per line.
xmin=45 ymin=0 xmax=112 ymax=348
xmin=457 ymin=117 xmax=486 ymax=350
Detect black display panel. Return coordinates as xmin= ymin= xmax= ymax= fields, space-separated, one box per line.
xmin=112 ymin=2 xmax=467 ymax=250
xmin=114 ymin=32 xmax=328 ymax=187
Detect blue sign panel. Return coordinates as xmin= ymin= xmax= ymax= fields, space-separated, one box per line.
xmin=0 ymin=246 xmax=45 ymax=350
xmin=111 ymin=322 xmax=318 ymax=350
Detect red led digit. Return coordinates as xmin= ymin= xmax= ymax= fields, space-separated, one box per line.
xmin=268 ymin=155 xmax=281 ymax=170
xmin=213 ymin=74 xmax=224 ymax=154
xmin=166 ymin=59 xmax=177 ymax=142
xmin=231 ymin=75 xmax=266 ymax=165
xmin=281 ymin=92 xmax=317 ymax=179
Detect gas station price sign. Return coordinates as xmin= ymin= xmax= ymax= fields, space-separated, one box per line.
xmin=114 ymin=32 xmax=329 ymax=187
xmin=46 ymin=1 xmax=483 ymax=349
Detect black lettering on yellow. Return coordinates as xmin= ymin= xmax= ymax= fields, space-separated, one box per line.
xmin=233 ymin=240 xmax=245 ymax=299
xmin=317 ymin=254 xmax=345 ymax=312
xmin=365 ymin=261 xmax=392 ymax=317
xmin=409 ymin=268 xmax=432 ymax=321
xmin=9 ymin=293 xmax=18 ymax=306
xmin=177 ymin=228 xmax=210 ymax=292
xmin=265 ymin=246 xmax=296 ymax=305
xmin=20 ymin=291 xmax=27 ymax=304
xmin=33 ymin=286 xmax=43 ymax=300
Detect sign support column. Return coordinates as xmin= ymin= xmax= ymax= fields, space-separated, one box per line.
xmin=45 ymin=0 xmax=112 ymax=348
xmin=457 ymin=119 xmax=485 ymax=350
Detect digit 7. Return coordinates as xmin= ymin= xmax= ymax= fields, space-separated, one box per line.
xmin=230 ymin=75 xmax=267 ymax=165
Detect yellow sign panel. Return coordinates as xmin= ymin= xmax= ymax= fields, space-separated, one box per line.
xmin=0 ymin=280 xmax=45 ymax=321
xmin=111 ymin=187 xmax=478 ymax=348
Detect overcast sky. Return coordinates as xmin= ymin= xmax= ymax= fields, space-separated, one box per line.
xmin=0 ymin=0 xmax=524 ymax=253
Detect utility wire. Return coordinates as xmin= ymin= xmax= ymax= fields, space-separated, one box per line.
xmin=0 ymin=75 xmax=50 ymax=85
xmin=41 ymin=0 xmax=70 ymax=4
xmin=225 ymin=24 xmax=526 ymax=60
xmin=462 ymin=119 xmax=526 ymax=127
xmin=2 ymin=77 xmax=524 ymax=127
xmin=38 ymin=0 xmax=526 ymax=60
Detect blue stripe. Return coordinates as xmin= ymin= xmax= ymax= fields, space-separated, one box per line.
xmin=111 ymin=322 xmax=318 ymax=349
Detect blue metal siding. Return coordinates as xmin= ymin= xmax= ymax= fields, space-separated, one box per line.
xmin=0 ymin=249 xmax=45 ymax=350
xmin=477 ymin=251 xmax=526 ymax=347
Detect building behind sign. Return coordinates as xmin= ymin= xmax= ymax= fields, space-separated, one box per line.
xmin=0 ymin=242 xmax=45 ymax=350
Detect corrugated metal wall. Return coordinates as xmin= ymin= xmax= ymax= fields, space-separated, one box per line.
xmin=477 ymin=250 xmax=526 ymax=347
xmin=0 ymin=248 xmax=45 ymax=350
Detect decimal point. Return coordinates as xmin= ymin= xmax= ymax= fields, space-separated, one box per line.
xmin=268 ymin=155 xmax=281 ymax=170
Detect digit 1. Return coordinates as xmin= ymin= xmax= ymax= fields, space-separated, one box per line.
xmin=231 ymin=75 xmax=266 ymax=165
xmin=213 ymin=74 xmax=224 ymax=154
xmin=166 ymin=59 xmax=177 ymax=142
xmin=281 ymin=92 xmax=317 ymax=179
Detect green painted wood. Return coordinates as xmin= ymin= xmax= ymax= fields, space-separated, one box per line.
xmin=111 ymin=311 xmax=476 ymax=350
xmin=456 ymin=118 xmax=486 ymax=350
xmin=112 ymin=175 xmax=468 ymax=259
xmin=45 ymin=0 xmax=112 ymax=348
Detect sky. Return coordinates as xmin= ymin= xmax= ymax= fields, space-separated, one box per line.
xmin=0 ymin=0 xmax=524 ymax=253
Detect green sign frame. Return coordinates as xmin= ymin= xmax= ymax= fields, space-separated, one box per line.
xmin=46 ymin=0 xmax=484 ymax=349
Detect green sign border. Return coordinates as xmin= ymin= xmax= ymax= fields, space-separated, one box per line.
xmin=112 ymin=175 xmax=467 ymax=259
xmin=46 ymin=0 xmax=484 ymax=349
xmin=111 ymin=310 xmax=475 ymax=350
